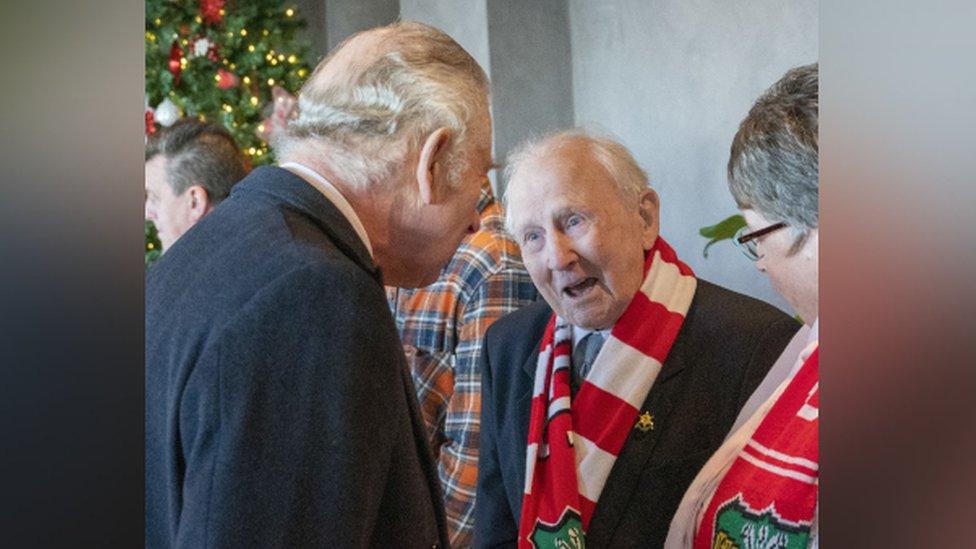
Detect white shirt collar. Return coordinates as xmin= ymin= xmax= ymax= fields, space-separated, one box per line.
xmin=572 ymin=325 xmax=611 ymax=348
xmin=278 ymin=162 xmax=373 ymax=258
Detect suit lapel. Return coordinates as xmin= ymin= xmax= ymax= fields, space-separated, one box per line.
xmin=508 ymin=344 xmax=539 ymax=520
xmin=584 ymin=340 xmax=689 ymax=545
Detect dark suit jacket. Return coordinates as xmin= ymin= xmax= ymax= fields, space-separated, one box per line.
xmin=146 ymin=166 xmax=448 ymax=548
xmin=474 ymin=280 xmax=799 ymax=548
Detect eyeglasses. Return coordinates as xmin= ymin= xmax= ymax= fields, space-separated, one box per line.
xmin=734 ymin=222 xmax=787 ymax=261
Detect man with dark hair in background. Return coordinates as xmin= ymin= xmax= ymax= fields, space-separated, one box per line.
xmin=145 ymin=118 xmax=248 ymax=252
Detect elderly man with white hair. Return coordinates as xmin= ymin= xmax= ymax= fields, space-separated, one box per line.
xmin=666 ymin=62 xmax=820 ymax=549
xmin=474 ymin=130 xmax=800 ymax=548
xmin=147 ymin=22 xmax=493 ymax=547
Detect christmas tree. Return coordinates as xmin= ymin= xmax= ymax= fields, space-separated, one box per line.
xmin=145 ymin=0 xmax=313 ymax=264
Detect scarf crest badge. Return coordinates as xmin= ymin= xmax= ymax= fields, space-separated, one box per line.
xmin=698 ymin=346 xmax=819 ymax=549
xmin=519 ymin=238 xmax=697 ymax=548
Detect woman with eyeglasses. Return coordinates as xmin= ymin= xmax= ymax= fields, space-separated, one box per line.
xmin=666 ymin=63 xmax=820 ymax=549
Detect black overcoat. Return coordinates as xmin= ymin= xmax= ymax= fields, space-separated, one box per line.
xmin=146 ymin=166 xmax=448 ymax=548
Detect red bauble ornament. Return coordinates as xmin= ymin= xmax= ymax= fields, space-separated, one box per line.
xmin=168 ymin=41 xmax=183 ymax=86
xmin=200 ymin=0 xmax=225 ymax=26
xmin=145 ymin=110 xmax=157 ymax=135
xmin=216 ymin=68 xmax=239 ymax=90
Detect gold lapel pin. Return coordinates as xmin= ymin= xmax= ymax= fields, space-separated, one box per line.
xmin=635 ymin=411 xmax=654 ymax=432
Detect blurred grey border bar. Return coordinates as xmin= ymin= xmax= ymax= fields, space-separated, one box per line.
xmin=0 ymin=0 xmax=145 ymax=545
xmin=822 ymin=0 xmax=976 ymax=546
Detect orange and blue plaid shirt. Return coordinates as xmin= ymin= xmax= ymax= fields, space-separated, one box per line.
xmin=387 ymin=184 xmax=538 ymax=547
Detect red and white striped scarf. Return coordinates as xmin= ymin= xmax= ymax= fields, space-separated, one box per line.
xmin=691 ymin=345 xmax=819 ymax=548
xmin=518 ymin=238 xmax=697 ymax=548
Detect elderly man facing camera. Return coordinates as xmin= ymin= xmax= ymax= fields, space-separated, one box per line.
xmin=666 ymin=63 xmax=820 ymax=549
xmin=474 ymin=131 xmax=800 ymax=548
xmin=147 ymin=22 xmax=492 ymax=548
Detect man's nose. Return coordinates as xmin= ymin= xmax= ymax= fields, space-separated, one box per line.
xmin=545 ymin=232 xmax=577 ymax=271
xmin=146 ymin=202 xmax=156 ymax=221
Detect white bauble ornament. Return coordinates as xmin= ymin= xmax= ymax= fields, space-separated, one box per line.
xmin=154 ymin=98 xmax=181 ymax=127
xmin=192 ymin=38 xmax=212 ymax=58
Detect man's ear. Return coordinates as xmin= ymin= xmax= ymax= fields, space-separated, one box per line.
xmin=187 ymin=185 xmax=212 ymax=222
xmin=637 ymin=188 xmax=660 ymax=249
xmin=415 ymin=127 xmax=453 ymax=205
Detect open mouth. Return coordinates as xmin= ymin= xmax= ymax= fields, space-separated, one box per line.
xmin=563 ymin=277 xmax=598 ymax=298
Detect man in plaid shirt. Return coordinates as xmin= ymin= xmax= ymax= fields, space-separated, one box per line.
xmin=388 ymin=180 xmax=538 ymax=547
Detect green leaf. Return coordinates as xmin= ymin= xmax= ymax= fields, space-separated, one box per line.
xmin=698 ymin=214 xmax=746 ymax=258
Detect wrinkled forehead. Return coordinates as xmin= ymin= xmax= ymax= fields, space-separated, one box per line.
xmin=505 ymin=154 xmax=603 ymax=227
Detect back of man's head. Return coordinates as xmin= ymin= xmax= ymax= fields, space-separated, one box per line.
xmin=276 ymin=21 xmax=490 ymax=188
xmin=146 ymin=118 xmax=249 ymax=204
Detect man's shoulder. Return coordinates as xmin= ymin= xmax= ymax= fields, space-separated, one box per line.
xmin=148 ymin=208 xmax=380 ymax=338
xmin=684 ymin=278 xmax=799 ymax=340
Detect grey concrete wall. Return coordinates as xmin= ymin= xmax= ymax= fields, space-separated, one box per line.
xmin=487 ymin=0 xmax=575 ymax=197
xmin=326 ymin=0 xmax=400 ymax=53
xmin=295 ymin=0 xmax=399 ymax=64
xmin=294 ymin=0 xmax=328 ymax=64
xmin=569 ymin=0 xmax=817 ymax=313
xmin=399 ymin=0 xmax=492 ymax=74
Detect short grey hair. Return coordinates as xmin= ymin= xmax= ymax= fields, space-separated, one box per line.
xmin=729 ymin=63 xmax=819 ymax=252
xmin=276 ymin=21 xmax=490 ymax=188
xmin=145 ymin=118 xmax=248 ymax=204
xmin=503 ymin=129 xmax=649 ymax=232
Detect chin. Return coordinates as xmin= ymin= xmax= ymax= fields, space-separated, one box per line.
xmin=563 ymin=308 xmax=613 ymax=331
xmin=404 ymin=264 xmax=443 ymax=289
xmin=418 ymin=272 xmax=440 ymax=288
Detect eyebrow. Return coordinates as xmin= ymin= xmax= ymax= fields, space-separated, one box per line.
xmin=510 ymin=206 xmax=584 ymax=233
xmin=553 ymin=206 xmax=586 ymax=219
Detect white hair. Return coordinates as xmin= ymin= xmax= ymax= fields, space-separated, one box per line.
xmin=275 ymin=22 xmax=490 ymax=188
xmin=503 ymin=129 xmax=650 ymax=233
